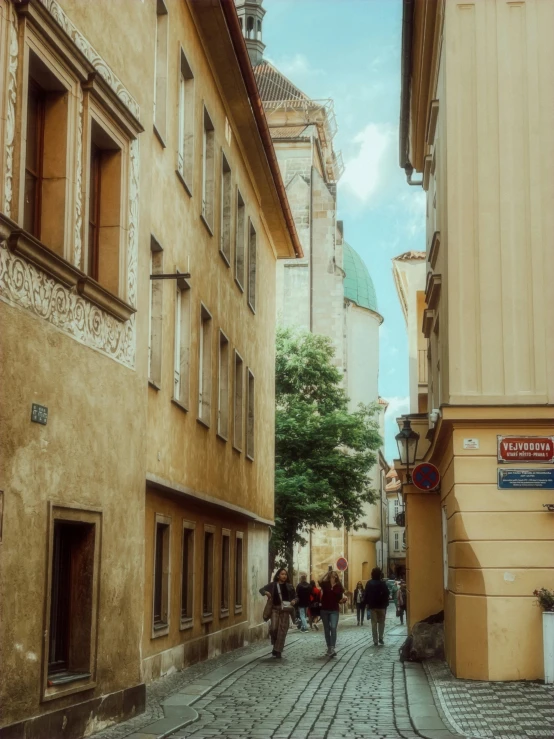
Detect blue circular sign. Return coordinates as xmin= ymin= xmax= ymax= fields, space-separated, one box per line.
xmin=412 ymin=463 xmax=440 ymax=491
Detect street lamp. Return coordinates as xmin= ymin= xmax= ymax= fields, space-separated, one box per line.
xmin=395 ymin=418 xmax=420 ymax=484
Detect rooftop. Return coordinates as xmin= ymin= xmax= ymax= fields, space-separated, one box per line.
xmin=343 ymin=242 xmax=380 ymax=315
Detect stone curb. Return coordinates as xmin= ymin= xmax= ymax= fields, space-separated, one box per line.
xmin=403 ymin=662 xmax=467 ymax=739
xmin=123 ymin=632 xmax=304 ymax=739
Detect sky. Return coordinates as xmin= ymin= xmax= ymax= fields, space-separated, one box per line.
xmin=263 ymin=0 xmax=426 ymax=460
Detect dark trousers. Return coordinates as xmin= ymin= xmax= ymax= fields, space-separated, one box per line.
xmin=356 ymin=603 xmax=365 ymax=624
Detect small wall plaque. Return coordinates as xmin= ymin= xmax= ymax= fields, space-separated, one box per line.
xmin=463 ymin=438 xmax=480 ymax=450
xmin=31 ymin=404 xmax=48 ymax=425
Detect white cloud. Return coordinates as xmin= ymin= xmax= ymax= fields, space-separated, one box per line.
xmin=398 ymin=190 xmax=426 ymax=237
xmin=266 ymin=53 xmax=323 ymax=79
xmin=339 ymin=123 xmax=396 ymax=205
xmin=384 ymin=395 xmax=410 ymax=419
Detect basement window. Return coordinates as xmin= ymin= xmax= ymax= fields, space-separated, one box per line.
xmin=202 ymin=526 xmax=215 ymax=620
xmin=220 ymin=529 xmax=230 ymax=616
xmin=152 ymin=514 xmax=171 ymax=637
xmin=235 ymin=532 xmax=243 ymax=612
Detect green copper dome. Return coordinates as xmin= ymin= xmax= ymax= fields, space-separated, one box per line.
xmin=343 ymin=242 xmax=378 ymax=313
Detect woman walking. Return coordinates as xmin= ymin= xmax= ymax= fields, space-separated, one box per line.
xmin=397 ymin=580 xmax=407 ymax=625
xmin=319 ymin=570 xmax=345 ymax=657
xmin=259 ymin=568 xmax=297 ymax=659
xmin=354 ymin=581 xmax=365 ymax=625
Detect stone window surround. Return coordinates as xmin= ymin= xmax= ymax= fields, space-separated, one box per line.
xmin=42 ymin=503 xmax=102 ymax=704
xmin=180 ymin=519 xmax=195 ymax=631
xmin=152 ymin=512 xmax=172 ymax=639
xmin=0 ymin=0 xmax=142 ymax=366
xmin=234 ymin=530 xmax=244 ymax=613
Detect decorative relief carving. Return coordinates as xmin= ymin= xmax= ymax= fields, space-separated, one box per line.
xmin=3 ymin=8 xmax=18 ymax=218
xmin=127 ymin=139 xmax=139 ymax=309
xmin=37 ymin=0 xmax=140 ymax=120
xmin=74 ymin=89 xmax=83 ymax=268
xmin=0 ymin=240 xmax=136 ymax=368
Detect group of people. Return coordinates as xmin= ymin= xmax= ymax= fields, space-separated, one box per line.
xmin=260 ymin=566 xmax=406 ymax=659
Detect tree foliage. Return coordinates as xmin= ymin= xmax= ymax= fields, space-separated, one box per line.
xmin=272 ymin=327 xmax=383 ymax=572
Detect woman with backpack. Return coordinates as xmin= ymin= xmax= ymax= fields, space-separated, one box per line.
xmin=319 ymin=570 xmax=346 ymax=657
xmin=259 ymin=568 xmax=298 ymax=659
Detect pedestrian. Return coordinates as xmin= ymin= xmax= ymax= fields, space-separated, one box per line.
xmin=397 ymin=580 xmax=407 ymax=625
xmin=296 ymin=573 xmax=312 ymax=632
xmin=363 ymin=567 xmax=390 ymax=646
xmin=391 ymin=579 xmax=399 ymax=613
xmin=354 ymin=580 xmax=365 ymax=625
xmin=319 ymin=570 xmax=346 ymax=657
xmin=308 ymin=579 xmax=321 ymax=630
xmin=259 ymin=568 xmax=298 ymax=659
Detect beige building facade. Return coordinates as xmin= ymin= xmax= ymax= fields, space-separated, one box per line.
xmin=396 ymin=0 xmax=554 ymax=681
xmin=0 ymin=0 xmax=298 ymax=736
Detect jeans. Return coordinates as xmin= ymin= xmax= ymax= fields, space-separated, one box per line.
xmin=371 ymin=608 xmax=387 ymax=643
xmin=320 ymin=609 xmax=339 ymax=648
xmin=298 ymin=606 xmax=308 ymax=630
xmin=356 ymin=603 xmax=365 ymax=624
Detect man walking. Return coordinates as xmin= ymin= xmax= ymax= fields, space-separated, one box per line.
xmin=296 ymin=573 xmax=312 ymax=632
xmin=363 ymin=567 xmax=390 ymax=646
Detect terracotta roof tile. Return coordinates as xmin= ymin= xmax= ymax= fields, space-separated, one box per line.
xmin=253 ymin=60 xmax=309 ymax=102
xmin=393 ymin=250 xmax=426 ymax=261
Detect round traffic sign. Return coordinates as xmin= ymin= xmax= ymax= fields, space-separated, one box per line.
xmin=336 ymin=557 xmax=348 ymax=572
xmin=412 ymin=462 xmax=440 ymax=491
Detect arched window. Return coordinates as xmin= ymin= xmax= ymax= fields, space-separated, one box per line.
xmin=257 ymin=19 xmax=262 ymax=41
xmin=246 ymin=16 xmax=254 ymax=39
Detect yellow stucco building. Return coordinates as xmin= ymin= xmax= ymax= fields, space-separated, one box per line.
xmin=0 ymin=0 xmax=299 ymax=736
xmin=397 ymin=0 xmax=554 ymax=681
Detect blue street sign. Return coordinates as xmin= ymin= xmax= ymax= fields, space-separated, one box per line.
xmin=497 ymin=468 xmax=554 ymax=489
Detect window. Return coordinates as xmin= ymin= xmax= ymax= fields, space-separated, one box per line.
xmin=202 ymin=526 xmax=215 ymax=619
xmin=394 ymin=499 xmax=399 ymax=519
xmin=235 ymin=191 xmax=245 ymax=289
xmin=220 ymin=154 xmax=232 ymax=264
xmin=247 ymin=220 xmax=257 ymax=312
xmin=154 ymin=0 xmax=168 ymax=143
xmin=233 ymin=350 xmax=244 ymax=451
xmin=180 ymin=521 xmax=195 ymax=628
xmin=201 ymin=107 xmax=215 ymax=230
xmin=235 ymin=532 xmax=243 ymax=611
xmin=85 ymin=118 xmax=124 ymax=296
xmin=217 ymin=331 xmax=230 ymax=439
xmin=23 ymin=50 xmax=70 ymax=255
xmin=177 ymin=48 xmax=194 ymax=190
xmin=220 ymin=530 xmax=230 ymax=615
xmin=198 ymin=304 xmax=212 ymax=426
xmin=44 ymin=506 xmax=101 ymax=698
xmin=246 ymin=369 xmax=255 ymax=460
xmin=173 ymin=278 xmax=191 ymax=408
xmin=153 ymin=515 xmax=171 ymax=636
xmin=246 ymin=16 xmax=254 ymax=38
xmin=149 ymin=238 xmax=163 ymax=387
xmin=394 ymin=532 xmax=399 ymax=551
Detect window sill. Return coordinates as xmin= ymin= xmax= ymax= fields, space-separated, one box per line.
xmin=216 ymin=431 xmax=228 ymax=443
xmin=152 ymin=621 xmax=169 ymax=639
xmin=47 ymin=671 xmax=91 ymax=687
xmin=196 ymin=416 xmax=211 ymax=430
xmin=232 ymin=444 xmax=243 ymax=454
xmin=77 ymin=277 xmax=136 ymax=322
xmin=219 ymin=249 xmax=231 ymax=268
xmin=247 ymin=301 xmax=256 ymax=316
xmin=246 ymin=453 xmax=254 ymax=463
xmin=175 ymin=169 xmax=192 ymax=197
xmin=148 ymin=380 xmax=161 ymax=391
xmin=220 ymin=609 xmax=230 ymax=620
xmin=153 ymin=124 xmax=167 ymax=148
xmin=8 ymin=229 xmax=81 ymax=288
xmin=234 ymin=605 xmax=243 ymax=615
xmin=171 ymin=398 xmax=189 ymax=413
xmin=201 ymin=613 xmax=213 ymax=624
xmin=200 ymin=213 xmax=214 ymax=236
xmin=234 ymin=277 xmax=244 ymax=294
xmin=180 ymin=617 xmax=193 ymax=631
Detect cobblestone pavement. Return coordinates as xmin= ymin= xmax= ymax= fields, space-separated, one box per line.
xmin=168 ymin=617 xmax=414 ymax=739
xmin=425 ymin=660 xmax=554 ymax=739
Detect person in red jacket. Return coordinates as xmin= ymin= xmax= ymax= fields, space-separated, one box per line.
xmin=319 ymin=570 xmax=346 ymax=657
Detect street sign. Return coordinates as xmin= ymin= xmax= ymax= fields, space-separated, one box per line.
xmin=497 ymin=436 xmax=554 ymax=464
xmin=412 ymin=462 xmax=440 ymax=491
xmin=336 ymin=557 xmax=348 ymax=572
xmin=31 ymin=404 xmax=48 ymax=425
xmin=498 ymin=468 xmax=554 ymax=489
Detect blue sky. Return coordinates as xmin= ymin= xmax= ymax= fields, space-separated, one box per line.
xmin=263 ymin=0 xmax=426 ymax=460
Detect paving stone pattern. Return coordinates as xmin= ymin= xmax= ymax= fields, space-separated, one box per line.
xmin=168 ymin=617 xmax=418 ymax=739
xmin=425 ymin=660 xmax=554 ymax=739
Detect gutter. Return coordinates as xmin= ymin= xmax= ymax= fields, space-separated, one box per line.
xmin=399 ymin=0 xmax=423 ymax=186
xmin=220 ymin=0 xmax=304 ymax=259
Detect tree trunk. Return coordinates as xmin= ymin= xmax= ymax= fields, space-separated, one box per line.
xmin=285 ymin=539 xmax=294 ymax=581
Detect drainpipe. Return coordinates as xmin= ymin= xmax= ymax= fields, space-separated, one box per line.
xmin=399 ymin=0 xmax=423 ymax=187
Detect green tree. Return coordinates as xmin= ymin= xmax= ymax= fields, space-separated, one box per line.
xmin=272 ymin=326 xmax=382 ymax=575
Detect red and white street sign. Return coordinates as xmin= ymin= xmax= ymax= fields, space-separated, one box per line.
xmin=497 ymin=436 xmax=554 ymax=464
xmin=336 ymin=557 xmax=348 ymax=572
xmin=412 ymin=462 xmax=440 ymax=491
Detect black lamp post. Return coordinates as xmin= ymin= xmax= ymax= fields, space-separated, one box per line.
xmin=395 ymin=418 xmax=420 ymax=484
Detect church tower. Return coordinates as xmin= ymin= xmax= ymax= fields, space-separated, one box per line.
xmin=235 ymin=0 xmax=266 ymax=65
